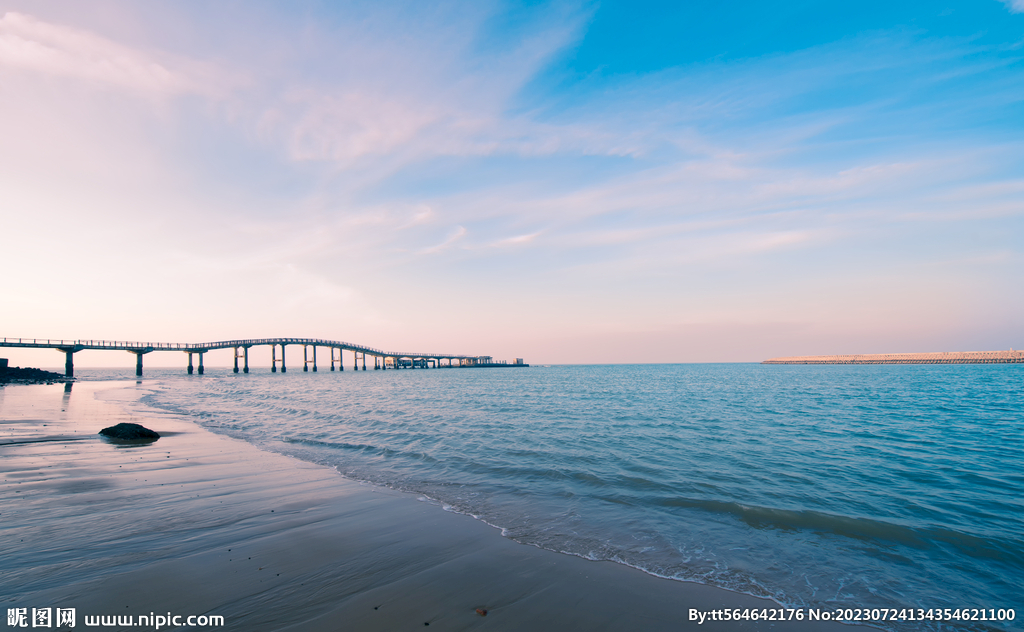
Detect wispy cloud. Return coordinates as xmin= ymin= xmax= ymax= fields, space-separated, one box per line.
xmin=418 ymin=226 xmax=467 ymax=254
xmin=489 ymin=232 xmax=543 ymax=247
xmin=1000 ymin=0 xmax=1024 ymax=13
xmin=0 ymin=11 xmax=223 ymax=97
xmin=2 ymin=2 xmax=1022 ymax=361
xmin=243 ymin=4 xmax=604 ymax=173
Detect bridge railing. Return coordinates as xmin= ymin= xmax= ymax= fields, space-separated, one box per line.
xmin=0 ymin=337 xmax=477 ymax=359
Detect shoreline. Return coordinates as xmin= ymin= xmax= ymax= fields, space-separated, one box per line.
xmin=2 ymin=379 xmax=857 ymax=631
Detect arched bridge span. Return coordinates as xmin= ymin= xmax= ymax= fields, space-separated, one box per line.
xmin=0 ymin=337 xmax=526 ymax=377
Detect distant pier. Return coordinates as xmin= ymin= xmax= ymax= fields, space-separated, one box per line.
xmin=763 ymin=350 xmax=1023 ymax=365
xmin=0 ymin=337 xmax=528 ymax=377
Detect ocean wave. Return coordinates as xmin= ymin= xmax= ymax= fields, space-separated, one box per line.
xmin=130 ymin=365 xmax=1024 ymax=632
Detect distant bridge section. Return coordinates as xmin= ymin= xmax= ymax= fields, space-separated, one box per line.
xmin=763 ymin=350 xmax=1024 ymax=365
xmin=0 ymin=337 xmax=528 ymax=377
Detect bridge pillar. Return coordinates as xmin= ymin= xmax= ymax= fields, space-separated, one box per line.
xmin=244 ymin=346 xmax=249 ymax=373
xmin=64 ymin=350 xmax=74 ymax=377
xmin=187 ymin=352 xmax=194 ymax=375
xmin=233 ymin=347 xmax=240 ymax=373
xmin=312 ymin=346 xmax=318 ymax=372
xmin=281 ymin=345 xmax=286 ymax=372
xmin=362 ymin=353 xmax=366 ymax=371
xmin=303 ymin=345 xmax=309 ymax=372
xmin=198 ymin=352 xmax=205 ymax=375
xmin=132 ymin=351 xmax=143 ymax=377
xmin=271 ymin=344 xmax=277 ymax=372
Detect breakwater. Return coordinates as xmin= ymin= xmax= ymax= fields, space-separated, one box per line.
xmin=763 ymin=350 xmax=1023 ymax=364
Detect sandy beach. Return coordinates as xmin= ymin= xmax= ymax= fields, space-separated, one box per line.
xmin=2 ymin=380 xmax=855 ymax=631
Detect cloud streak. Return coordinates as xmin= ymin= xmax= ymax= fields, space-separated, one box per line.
xmin=418 ymin=226 xmax=467 ymax=255
xmin=1 ymin=2 xmax=1022 ymax=362
xmin=0 ymin=11 xmax=222 ymax=97
xmin=1000 ymin=0 xmax=1024 ymax=13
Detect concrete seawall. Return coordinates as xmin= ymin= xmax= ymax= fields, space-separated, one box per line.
xmin=763 ymin=350 xmax=1024 ymax=364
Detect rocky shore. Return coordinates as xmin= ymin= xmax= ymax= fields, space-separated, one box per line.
xmin=0 ymin=364 xmax=71 ymax=385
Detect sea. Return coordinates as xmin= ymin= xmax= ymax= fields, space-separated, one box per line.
xmin=83 ymin=363 xmax=1022 ymax=631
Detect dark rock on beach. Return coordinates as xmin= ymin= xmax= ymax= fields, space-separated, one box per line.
xmin=0 ymin=365 xmax=71 ymax=385
xmin=99 ymin=423 xmax=160 ymax=441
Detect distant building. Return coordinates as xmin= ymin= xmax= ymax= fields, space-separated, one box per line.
xmin=514 ymin=358 xmax=524 ymax=365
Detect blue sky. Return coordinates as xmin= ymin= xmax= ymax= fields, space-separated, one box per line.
xmin=1 ymin=0 xmax=1022 ymax=366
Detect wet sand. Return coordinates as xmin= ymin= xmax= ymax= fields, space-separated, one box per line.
xmin=1 ymin=380 xmax=854 ymax=631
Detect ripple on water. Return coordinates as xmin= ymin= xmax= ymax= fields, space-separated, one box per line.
xmin=123 ymin=363 xmax=1024 ymax=632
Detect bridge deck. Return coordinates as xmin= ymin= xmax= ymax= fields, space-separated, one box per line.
xmin=0 ymin=337 xmax=474 ymax=360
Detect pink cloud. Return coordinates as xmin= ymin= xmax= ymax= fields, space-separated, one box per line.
xmin=0 ymin=12 xmax=221 ymax=96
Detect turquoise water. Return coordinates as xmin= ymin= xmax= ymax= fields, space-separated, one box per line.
xmin=96 ymin=363 xmax=1022 ymax=630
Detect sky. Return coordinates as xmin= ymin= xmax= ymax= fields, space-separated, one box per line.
xmin=1 ymin=0 xmax=1023 ymax=367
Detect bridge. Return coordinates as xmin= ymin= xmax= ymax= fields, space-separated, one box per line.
xmin=0 ymin=337 xmax=527 ymax=377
